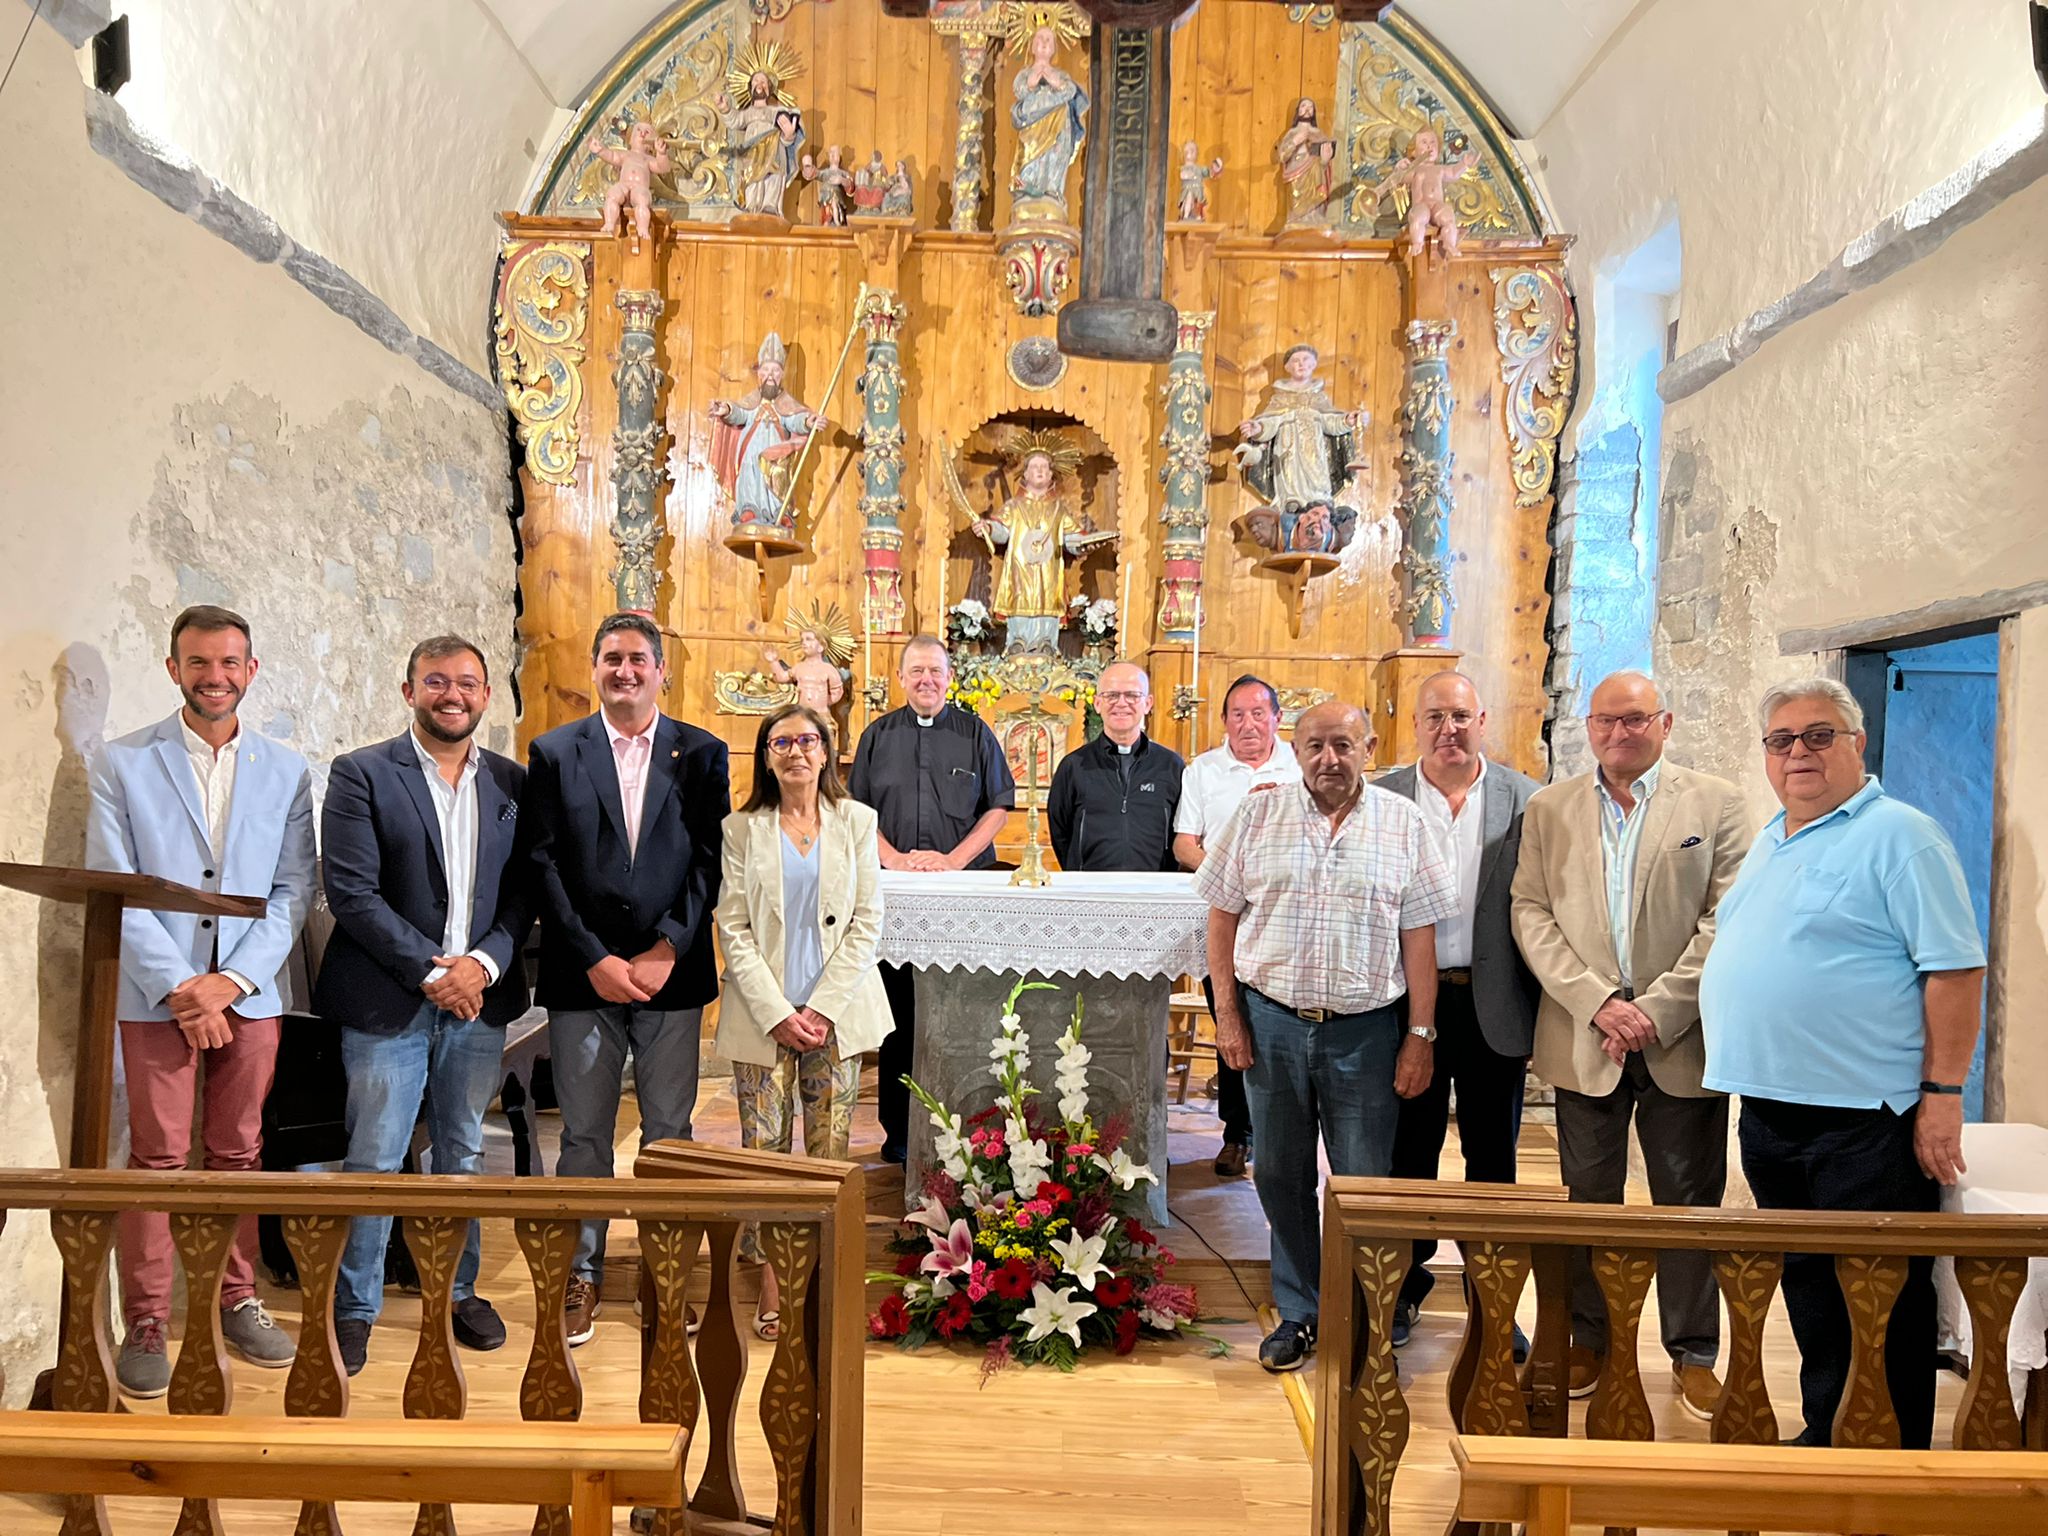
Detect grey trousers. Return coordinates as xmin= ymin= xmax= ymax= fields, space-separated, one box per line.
xmin=549 ymin=1005 xmax=702 ymax=1283
xmin=1553 ymin=1052 xmax=1727 ymax=1368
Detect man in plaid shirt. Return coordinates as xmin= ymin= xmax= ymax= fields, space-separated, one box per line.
xmin=1196 ymin=700 xmax=1457 ymax=1372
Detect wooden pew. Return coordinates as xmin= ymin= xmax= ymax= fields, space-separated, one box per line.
xmin=0 ymin=1412 xmax=682 ymax=1534
xmin=1451 ymin=1433 xmax=2048 ymax=1536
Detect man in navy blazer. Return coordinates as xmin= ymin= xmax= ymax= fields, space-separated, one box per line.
xmin=317 ymin=635 xmax=532 ymax=1373
xmin=525 ymin=612 xmax=730 ymax=1345
xmin=86 ymin=605 xmax=315 ymax=1398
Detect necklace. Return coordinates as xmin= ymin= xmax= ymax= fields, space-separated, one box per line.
xmin=780 ymin=808 xmax=819 ymax=851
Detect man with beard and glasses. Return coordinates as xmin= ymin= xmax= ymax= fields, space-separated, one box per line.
xmin=87 ymin=605 xmax=316 ymax=1399
xmin=525 ymin=613 xmax=730 ymax=1348
xmin=316 ymin=636 xmax=533 ymax=1375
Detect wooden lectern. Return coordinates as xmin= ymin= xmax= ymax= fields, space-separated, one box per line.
xmin=0 ymin=862 xmax=266 ymax=1408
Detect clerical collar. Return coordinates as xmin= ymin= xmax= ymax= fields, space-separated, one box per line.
xmin=912 ymin=707 xmax=942 ymax=728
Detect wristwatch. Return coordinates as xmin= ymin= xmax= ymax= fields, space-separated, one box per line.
xmin=1407 ymin=1023 xmax=1437 ymax=1043
xmin=1919 ymin=1080 xmax=1964 ymax=1095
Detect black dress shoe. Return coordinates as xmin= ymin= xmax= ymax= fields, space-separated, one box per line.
xmin=453 ymin=1296 xmax=507 ymax=1352
xmin=1391 ymin=1299 xmax=1419 ymax=1349
xmin=335 ymin=1318 xmax=371 ymax=1377
xmin=880 ymin=1139 xmax=907 ymax=1166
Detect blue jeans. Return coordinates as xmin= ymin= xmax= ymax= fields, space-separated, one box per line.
xmin=549 ymin=1006 xmax=702 ymax=1284
xmin=1242 ymin=990 xmax=1402 ymax=1324
xmin=336 ymin=1003 xmax=507 ymax=1324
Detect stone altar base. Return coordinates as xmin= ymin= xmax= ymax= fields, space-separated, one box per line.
xmin=906 ymin=966 xmax=1169 ymax=1226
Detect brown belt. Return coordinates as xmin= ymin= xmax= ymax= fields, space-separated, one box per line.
xmin=1438 ymin=968 xmax=1472 ymax=985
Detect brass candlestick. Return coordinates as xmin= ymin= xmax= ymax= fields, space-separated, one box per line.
xmin=989 ymin=650 xmax=1084 ymax=888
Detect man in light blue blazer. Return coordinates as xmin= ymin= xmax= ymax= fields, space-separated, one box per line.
xmin=85 ymin=605 xmax=316 ymax=1400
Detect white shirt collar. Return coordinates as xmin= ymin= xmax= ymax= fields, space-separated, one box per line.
xmin=1418 ymin=755 xmax=1486 ymax=804
xmin=409 ymin=726 xmax=479 ymax=777
xmin=1228 ymin=742 xmax=1286 ymax=772
xmin=179 ymin=715 xmax=240 ymax=760
xmin=601 ymin=711 xmax=657 ymax=750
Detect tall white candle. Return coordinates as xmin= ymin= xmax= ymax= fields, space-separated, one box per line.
xmin=1118 ymin=551 xmax=1131 ymax=655
xmin=1190 ymin=584 xmax=1202 ymax=753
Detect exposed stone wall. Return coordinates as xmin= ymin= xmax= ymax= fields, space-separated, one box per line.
xmin=0 ymin=24 xmax=516 ymax=1397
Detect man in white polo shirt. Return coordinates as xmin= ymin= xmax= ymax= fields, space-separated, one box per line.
xmin=1173 ymin=674 xmax=1302 ymax=1178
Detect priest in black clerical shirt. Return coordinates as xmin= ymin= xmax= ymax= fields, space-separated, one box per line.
xmin=847 ymin=635 xmax=1015 ymax=1162
xmin=1046 ymin=661 xmax=1183 ymax=873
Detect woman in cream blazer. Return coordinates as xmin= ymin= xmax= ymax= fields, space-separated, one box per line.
xmin=714 ymin=704 xmax=889 ymax=1337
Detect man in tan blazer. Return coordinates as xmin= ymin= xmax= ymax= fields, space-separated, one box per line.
xmin=1511 ymin=670 xmax=1750 ymax=1421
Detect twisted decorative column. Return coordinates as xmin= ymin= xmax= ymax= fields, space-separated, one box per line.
xmin=948 ymin=29 xmax=997 ymax=233
xmin=608 ymin=288 xmax=667 ymax=615
xmin=856 ymin=288 xmax=909 ymax=636
xmin=1156 ymin=310 xmax=1214 ymax=644
xmin=1396 ymin=318 xmax=1457 ymax=646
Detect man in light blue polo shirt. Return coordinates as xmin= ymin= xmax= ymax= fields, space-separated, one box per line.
xmin=1701 ymin=676 xmax=1984 ymax=1451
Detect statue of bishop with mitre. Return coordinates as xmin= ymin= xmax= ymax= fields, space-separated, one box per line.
xmin=708 ymin=332 xmax=827 ymax=539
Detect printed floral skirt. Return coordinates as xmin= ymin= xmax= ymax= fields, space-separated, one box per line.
xmin=733 ymin=1046 xmax=862 ymax=1264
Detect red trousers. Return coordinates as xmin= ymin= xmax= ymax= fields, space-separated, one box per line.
xmin=116 ymin=1016 xmax=279 ymax=1324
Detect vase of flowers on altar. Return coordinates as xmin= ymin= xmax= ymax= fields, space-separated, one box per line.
xmin=868 ymin=979 xmax=1214 ymax=1375
xmin=1068 ymin=594 xmax=1118 ymax=664
xmin=945 ymin=598 xmax=992 ymax=655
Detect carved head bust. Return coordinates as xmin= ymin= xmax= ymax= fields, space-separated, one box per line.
xmin=1282 ymin=344 xmax=1319 ymax=382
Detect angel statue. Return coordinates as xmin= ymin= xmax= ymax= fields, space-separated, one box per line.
xmin=960 ymin=433 xmax=1118 ymax=654
xmin=1009 ymin=22 xmax=1088 ymax=221
xmin=762 ymin=602 xmax=854 ymax=718
xmin=708 ymin=332 xmax=828 ymax=537
xmin=717 ymin=40 xmax=806 ymax=219
xmin=1233 ymin=343 xmax=1365 ymax=556
xmin=586 ymin=121 xmax=671 ymax=242
xmin=1373 ymin=125 xmax=1480 ymax=259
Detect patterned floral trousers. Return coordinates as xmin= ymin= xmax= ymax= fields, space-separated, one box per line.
xmin=732 ymin=1046 xmax=862 ymax=1263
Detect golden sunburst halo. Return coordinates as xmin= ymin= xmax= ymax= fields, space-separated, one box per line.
xmin=727 ymin=36 xmax=804 ymax=108
xmin=998 ymin=0 xmax=1089 ymax=55
xmin=1002 ymin=426 xmax=1084 ymax=481
xmin=785 ymin=600 xmax=856 ymax=666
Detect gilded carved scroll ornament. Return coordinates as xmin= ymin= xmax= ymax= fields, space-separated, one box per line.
xmin=494 ymin=241 xmax=590 ymax=487
xmin=1491 ymin=264 xmax=1579 ymax=506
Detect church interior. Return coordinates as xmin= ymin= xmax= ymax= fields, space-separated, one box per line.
xmin=3 ymin=0 xmax=2047 ymax=1530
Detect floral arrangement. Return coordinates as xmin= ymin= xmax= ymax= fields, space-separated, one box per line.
xmin=945 ymin=662 xmax=1004 ymax=715
xmin=869 ymin=980 xmax=1210 ymax=1374
xmin=1068 ymin=594 xmax=1118 ymax=644
xmin=945 ymin=598 xmax=992 ymax=650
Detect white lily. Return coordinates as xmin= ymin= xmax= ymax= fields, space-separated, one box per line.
xmin=1092 ymin=1148 xmax=1159 ymax=1191
xmin=1049 ymin=1228 xmax=1111 ymax=1291
xmin=1018 ymin=1282 xmax=1098 ymax=1348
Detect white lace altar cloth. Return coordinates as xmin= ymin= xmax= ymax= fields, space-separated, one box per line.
xmin=877 ymin=870 xmax=1209 ymax=980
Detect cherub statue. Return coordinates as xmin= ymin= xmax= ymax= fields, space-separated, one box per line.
xmin=1176 ymin=142 xmax=1224 ymax=222
xmin=708 ymin=332 xmax=828 ymax=536
xmin=852 ymin=150 xmax=889 ymax=217
xmin=882 ymin=160 xmax=915 ymax=218
xmin=1375 ymin=126 xmax=1479 ymax=259
xmin=801 ymin=145 xmax=855 ymax=226
xmin=586 ymin=121 xmax=671 ymax=242
xmin=1233 ymin=342 xmax=1366 ymax=558
xmin=1275 ymin=98 xmax=1338 ymax=226
xmin=762 ymin=603 xmax=855 ymax=718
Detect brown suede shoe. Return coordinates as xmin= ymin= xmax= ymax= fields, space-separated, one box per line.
xmin=564 ymin=1276 xmax=601 ymax=1348
xmin=1567 ymin=1344 xmax=1602 ymax=1399
xmin=1675 ymin=1361 xmax=1723 ymax=1421
xmin=1213 ymin=1142 xmax=1249 ymax=1179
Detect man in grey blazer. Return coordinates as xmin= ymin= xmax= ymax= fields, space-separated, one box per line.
xmin=1378 ymin=672 xmax=1540 ymax=1343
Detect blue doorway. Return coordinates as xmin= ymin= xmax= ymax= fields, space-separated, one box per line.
xmin=1845 ymin=631 xmax=1999 ymax=1119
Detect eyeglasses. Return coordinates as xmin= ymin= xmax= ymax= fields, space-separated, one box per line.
xmin=1588 ymin=712 xmax=1661 ymax=735
xmin=768 ymin=732 xmax=824 ymax=755
xmin=1420 ymin=709 xmax=1476 ymax=732
xmin=1762 ymin=726 xmax=1854 ymax=756
xmin=418 ymin=675 xmax=484 ymax=697
xmin=1097 ymin=690 xmax=1145 ymax=705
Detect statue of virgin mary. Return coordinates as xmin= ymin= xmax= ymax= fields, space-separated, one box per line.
xmin=1009 ymin=24 xmax=1087 ymax=221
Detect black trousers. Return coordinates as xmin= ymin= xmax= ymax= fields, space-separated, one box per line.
xmin=1200 ymin=975 xmax=1252 ymax=1145
xmin=1389 ymin=979 xmax=1527 ymax=1306
xmin=878 ymin=962 xmax=917 ymax=1149
xmin=1740 ymin=1097 xmax=1940 ymax=1448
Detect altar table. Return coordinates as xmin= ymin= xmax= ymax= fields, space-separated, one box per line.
xmin=1936 ymin=1120 xmax=2048 ymax=1418
xmin=877 ymin=870 xmax=1211 ymax=1223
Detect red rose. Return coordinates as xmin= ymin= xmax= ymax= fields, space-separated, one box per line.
xmin=894 ymin=1251 xmax=921 ymax=1277
xmin=1114 ymin=1309 xmax=1141 ymax=1355
xmin=1095 ymin=1274 xmax=1134 ymax=1309
xmin=935 ymin=1292 xmax=975 ymax=1338
xmin=869 ymin=1294 xmax=911 ymax=1339
xmin=989 ymin=1258 xmax=1035 ymax=1301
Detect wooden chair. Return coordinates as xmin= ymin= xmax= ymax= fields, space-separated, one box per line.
xmin=1166 ymin=979 xmax=1214 ymax=1105
xmin=1451 ymin=1433 xmax=2048 ymax=1536
xmin=0 ymin=1412 xmax=683 ymax=1535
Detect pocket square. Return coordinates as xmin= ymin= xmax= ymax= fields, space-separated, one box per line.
xmin=1678 ymin=834 xmax=1702 ymax=848
xmin=499 ymin=803 xmax=518 ymax=822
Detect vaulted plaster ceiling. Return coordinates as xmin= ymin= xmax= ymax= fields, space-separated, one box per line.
xmin=476 ymin=0 xmax=1647 ymax=137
